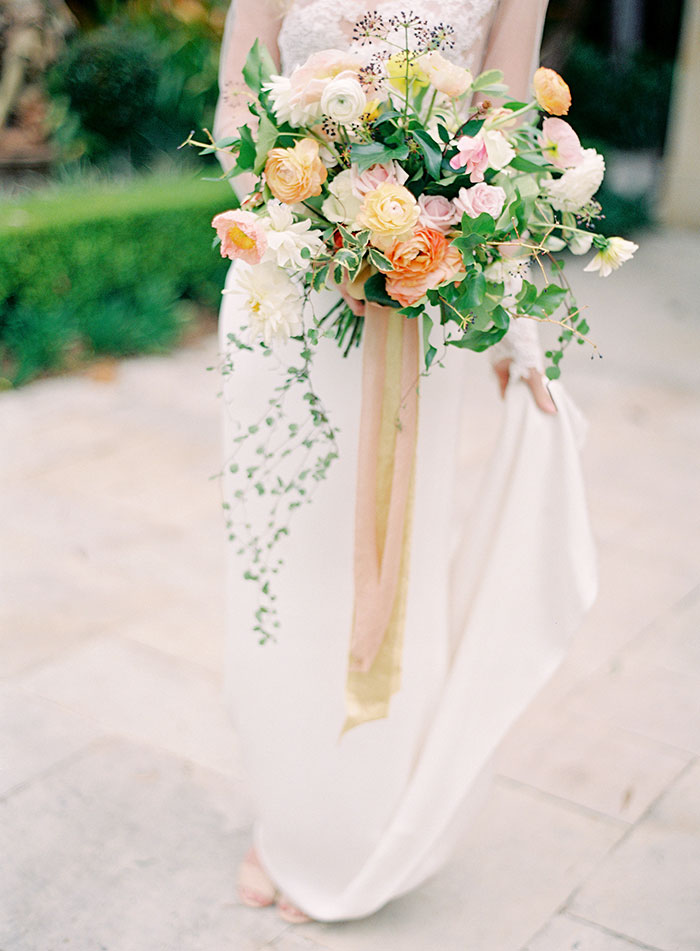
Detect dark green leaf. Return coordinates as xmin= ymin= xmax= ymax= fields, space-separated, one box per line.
xmin=364 ymin=273 xmax=401 ymax=308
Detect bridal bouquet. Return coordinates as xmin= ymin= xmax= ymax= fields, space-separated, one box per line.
xmin=189 ymin=11 xmax=637 ymax=643
xmin=197 ymin=12 xmax=637 ymax=374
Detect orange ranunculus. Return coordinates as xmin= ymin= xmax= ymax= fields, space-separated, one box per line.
xmin=383 ymin=228 xmax=462 ymax=307
xmin=533 ymin=67 xmax=571 ymax=116
xmin=264 ymin=138 xmax=328 ymax=204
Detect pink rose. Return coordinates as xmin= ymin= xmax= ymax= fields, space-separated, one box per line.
xmin=350 ymin=161 xmax=409 ymax=198
xmin=211 ymin=209 xmax=267 ymax=264
xmin=417 ymin=194 xmax=458 ymax=234
xmin=448 ymin=134 xmax=489 ymax=181
xmin=539 ymin=117 xmax=585 ymax=169
xmin=453 ymin=182 xmax=507 ymax=220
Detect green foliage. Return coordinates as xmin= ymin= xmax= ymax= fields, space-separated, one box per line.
xmin=0 ymin=173 xmax=235 ymax=385
xmin=564 ymin=41 xmax=674 ymax=151
xmin=47 ymin=3 xmax=227 ymax=169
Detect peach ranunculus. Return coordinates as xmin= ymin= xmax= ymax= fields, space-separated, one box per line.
xmin=356 ymin=182 xmax=420 ymax=250
xmin=533 ymin=67 xmax=571 ymax=116
xmin=382 ymin=227 xmax=462 ymax=307
xmin=211 ymin=209 xmax=267 ymax=264
xmin=420 ymin=51 xmax=472 ymax=98
xmin=264 ymin=138 xmax=328 ymax=204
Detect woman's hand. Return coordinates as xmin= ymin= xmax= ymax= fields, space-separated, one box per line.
xmin=493 ymin=358 xmax=557 ymax=414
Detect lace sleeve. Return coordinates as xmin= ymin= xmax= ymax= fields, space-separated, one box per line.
xmin=213 ymin=0 xmax=282 ymax=182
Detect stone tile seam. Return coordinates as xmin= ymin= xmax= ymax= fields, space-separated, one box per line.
xmin=519 ymin=908 xmax=668 ymax=951
xmin=562 ymin=910 xmax=670 ymax=951
xmin=555 ymin=755 xmax=699 ymax=916
xmin=493 ymin=773 xmax=632 ymax=829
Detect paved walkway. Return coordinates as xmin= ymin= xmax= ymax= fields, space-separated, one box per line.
xmin=2 ymin=230 xmax=699 ymax=951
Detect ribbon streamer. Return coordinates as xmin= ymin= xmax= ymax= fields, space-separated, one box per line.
xmin=343 ymin=303 xmax=420 ymax=733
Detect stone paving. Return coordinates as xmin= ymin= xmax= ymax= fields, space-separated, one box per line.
xmin=1 ymin=229 xmax=700 ymax=951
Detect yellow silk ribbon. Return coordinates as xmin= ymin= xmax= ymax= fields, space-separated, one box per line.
xmin=343 ymin=303 xmax=420 ymax=733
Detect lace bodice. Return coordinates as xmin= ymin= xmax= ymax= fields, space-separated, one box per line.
xmin=278 ymin=0 xmax=500 ymax=75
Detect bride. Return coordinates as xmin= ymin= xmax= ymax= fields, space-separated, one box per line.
xmin=213 ymin=0 xmax=597 ymax=925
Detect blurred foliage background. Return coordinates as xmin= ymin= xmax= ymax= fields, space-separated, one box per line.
xmin=0 ymin=0 xmax=686 ymax=386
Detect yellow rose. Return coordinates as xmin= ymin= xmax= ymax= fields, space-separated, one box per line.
xmin=264 ymin=138 xmax=328 ymax=204
xmin=386 ymin=51 xmax=428 ymax=94
xmin=533 ymin=67 xmax=572 ymax=116
xmin=356 ymin=183 xmax=420 ymax=250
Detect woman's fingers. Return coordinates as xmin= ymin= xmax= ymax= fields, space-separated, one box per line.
xmin=492 ymin=358 xmax=511 ymax=398
xmin=492 ymin=360 xmax=558 ymax=414
xmin=525 ymin=367 xmax=558 ymax=414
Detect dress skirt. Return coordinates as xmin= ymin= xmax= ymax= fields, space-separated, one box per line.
xmin=218 ymin=260 xmax=598 ymax=921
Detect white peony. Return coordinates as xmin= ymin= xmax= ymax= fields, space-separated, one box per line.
xmin=543 ymin=148 xmax=605 ymax=213
xmin=263 ymin=76 xmax=322 ymax=127
xmin=262 ymin=200 xmax=325 ymax=270
xmin=225 ymin=261 xmax=304 ymax=346
xmin=320 ymin=76 xmax=367 ymax=125
xmin=322 ymin=168 xmax=363 ymax=224
xmin=583 ymin=236 xmax=639 ymax=277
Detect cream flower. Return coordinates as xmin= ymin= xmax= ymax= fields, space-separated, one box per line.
xmin=421 ymin=50 xmax=472 ymax=98
xmin=356 ymin=182 xmax=420 ymax=250
xmin=568 ymin=230 xmax=593 ymax=255
xmin=583 ymin=236 xmax=639 ymax=277
xmin=263 ymin=200 xmax=324 ymax=269
xmin=225 ymin=261 xmax=304 ymax=346
xmin=543 ymin=148 xmax=605 ymax=212
xmin=320 ymin=76 xmax=367 ymax=125
xmin=322 ymin=168 xmax=363 ymax=224
xmin=481 ymin=129 xmax=516 ymax=170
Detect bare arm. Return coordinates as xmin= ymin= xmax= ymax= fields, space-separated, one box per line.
xmin=212 ymin=0 xmax=282 ymax=183
xmin=481 ymin=0 xmax=550 ymax=102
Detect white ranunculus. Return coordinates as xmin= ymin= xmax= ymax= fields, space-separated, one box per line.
xmin=583 ymin=236 xmax=639 ymax=277
xmin=320 ymin=76 xmax=367 ymax=125
xmin=225 ymin=261 xmax=304 ymax=346
xmin=321 ymin=168 xmax=363 ymax=224
xmin=543 ymin=148 xmax=605 ymax=213
xmin=262 ymin=200 xmax=324 ymax=270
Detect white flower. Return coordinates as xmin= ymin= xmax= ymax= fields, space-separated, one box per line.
xmin=583 ymin=236 xmax=639 ymax=277
xmin=543 ymin=148 xmax=605 ymax=212
xmin=321 ymin=168 xmax=363 ymax=224
xmin=320 ymin=76 xmax=367 ymax=125
xmin=481 ymin=129 xmax=516 ymax=170
xmin=225 ymin=261 xmax=304 ymax=346
xmin=568 ymin=230 xmax=593 ymax=255
xmin=262 ymin=200 xmax=324 ymax=270
xmin=263 ymin=76 xmax=322 ymax=127
xmin=484 ymin=255 xmax=530 ymax=306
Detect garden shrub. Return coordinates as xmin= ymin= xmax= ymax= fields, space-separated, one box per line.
xmin=0 ymin=173 xmax=236 ymax=385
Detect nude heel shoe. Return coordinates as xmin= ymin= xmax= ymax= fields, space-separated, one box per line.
xmin=236 ymin=847 xmax=278 ymax=908
xmin=277 ymin=896 xmax=312 ymax=924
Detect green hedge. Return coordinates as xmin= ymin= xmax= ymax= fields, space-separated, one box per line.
xmin=0 ymin=173 xmax=237 ymax=385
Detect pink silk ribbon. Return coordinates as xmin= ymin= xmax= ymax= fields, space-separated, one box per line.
xmin=343 ymin=302 xmax=420 ymax=733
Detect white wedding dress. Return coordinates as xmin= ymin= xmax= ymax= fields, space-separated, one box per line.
xmin=215 ymin=0 xmax=597 ymax=922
